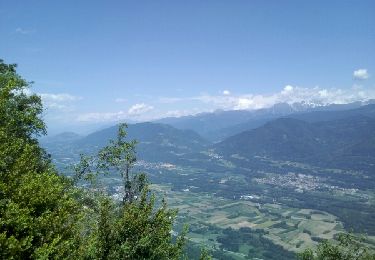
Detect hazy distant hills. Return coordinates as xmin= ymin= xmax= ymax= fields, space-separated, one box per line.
xmin=42 ymin=103 xmax=375 ymax=173
xmin=80 ymin=122 xmax=208 ymax=148
xmin=43 ymin=122 xmax=210 ymax=163
xmin=289 ymin=102 xmax=375 ymax=122
xmin=214 ymin=104 xmax=375 ymax=172
xmin=156 ymin=102 xmax=302 ymax=141
xmin=40 ymin=132 xmax=82 ymax=145
xmin=156 ymin=100 xmax=374 ymax=141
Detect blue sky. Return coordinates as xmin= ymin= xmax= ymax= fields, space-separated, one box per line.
xmin=1 ymin=0 xmax=374 ymax=134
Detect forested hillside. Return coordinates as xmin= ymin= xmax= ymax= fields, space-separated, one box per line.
xmin=215 ymin=111 xmax=375 ymax=172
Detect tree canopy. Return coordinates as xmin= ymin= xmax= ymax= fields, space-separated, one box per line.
xmin=0 ymin=59 xmax=188 ymax=259
xmin=298 ymin=233 xmax=375 ymax=260
xmin=0 ymin=59 xmax=85 ymax=258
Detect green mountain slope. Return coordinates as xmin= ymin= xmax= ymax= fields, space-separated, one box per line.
xmin=214 ymin=115 xmax=375 ymax=172
xmin=157 ymin=102 xmax=374 ymax=141
xmin=75 ymin=122 xmax=210 ymax=163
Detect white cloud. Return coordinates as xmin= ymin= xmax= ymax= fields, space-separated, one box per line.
xmin=15 ymin=27 xmax=36 ymax=35
xmin=40 ymin=93 xmax=81 ymax=102
xmin=353 ymin=69 xmax=369 ymax=80
xmin=77 ymin=111 xmax=127 ymax=122
xmin=39 ymin=93 xmax=82 ymax=112
xmin=77 ymin=103 xmax=155 ymax=123
xmin=161 ymin=85 xmax=375 ymax=112
xmin=222 ymin=90 xmax=231 ymax=95
xmin=76 ymin=84 xmax=375 ymax=124
xmin=128 ymin=103 xmax=154 ymax=116
xmin=318 ymin=89 xmax=328 ymax=97
xmin=282 ymin=85 xmax=294 ymax=94
xmin=163 ymin=109 xmax=202 ymax=118
xmin=236 ymin=98 xmax=253 ymax=109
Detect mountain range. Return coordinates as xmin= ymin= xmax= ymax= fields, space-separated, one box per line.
xmin=156 ymin=100 xmax=375 ymax=141
xmin=42 ymin=102 xmax=375 ymax=176
xmin=215 ymin=115 xmax=375 ymax=170
xmin=42 ymin=122 xmax=209 ymax=163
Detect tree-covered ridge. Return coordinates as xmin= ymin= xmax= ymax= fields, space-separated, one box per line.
xmin=215 ymin=112 xmax=375 ymax=172
xmin=0 ymin=59 xmax=188 ymax=259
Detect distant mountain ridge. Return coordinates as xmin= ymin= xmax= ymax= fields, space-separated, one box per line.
xmin=63 ymin=122 xmax=210 ymax=163
xmin=289 ymin=102 xmax=375 ymax=122
xmin=156 ymin=100 xmax=374 ymax=141
xmin=40 ymin=132 xmax=82 ymax=145
xmin=214 ymin=102 xmax=375 ymax=142
xmin=214 ymin=104 xmax=375 ymax=172
xmin=42 ymin=104 xmax=375 ymax=173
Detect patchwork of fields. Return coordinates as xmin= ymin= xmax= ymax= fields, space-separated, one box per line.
xmin=152 ymin=184 xmax=348 ymax=258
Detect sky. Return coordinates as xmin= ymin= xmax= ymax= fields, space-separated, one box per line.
xmin=1 ymin=0 xmax=375 ymax=134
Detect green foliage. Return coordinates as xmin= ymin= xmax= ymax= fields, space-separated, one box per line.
xmin=74 ymin=124 xmax=141 ymax=203
xmin=0 ymin=59 xmax=187 ymax=259
xmin=74 ymin=123 xmax=187 ymax=259
xmin=298 ymin=233 xmax=375 ymax=260
xmin=0 ymin=59 xmax=83 ymax=259
xmin=84 ymin=193 xmax=187 ymax=259
xmin=216 ymin=227 xmax=296 ymax=259
xmin=199 ymin=247 xmax=212 ymax=260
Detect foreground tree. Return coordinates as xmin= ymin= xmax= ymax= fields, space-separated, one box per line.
xmin=75 ymin=124 xmax=187 ymax=259
xmin=0 ymin=60 xmax=83 ymax=258
xmin=0 ymin=59 xmax=188 ymax=259
xmin=298 ymin=233 xmax=375 ymax=260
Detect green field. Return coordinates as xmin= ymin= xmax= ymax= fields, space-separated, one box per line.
xmin=152 ymin=184 xmax=351 ymax=258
